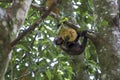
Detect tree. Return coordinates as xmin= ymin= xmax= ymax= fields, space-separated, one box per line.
xmin=0 ymin=0 xmax=119 ymax=80
xmin=0 ymin=0 xmax=32 ymax=80
xmin=92 ymin=0 xmax=120 ymax=79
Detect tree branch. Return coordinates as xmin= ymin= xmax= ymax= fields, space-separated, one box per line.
xmin=31 ymin=3 xmax=79 ymax=30
xmin=31 ymin=3 xmax=96 ymax=42
xmin=10 ymin=0 xmax=59 ymax=47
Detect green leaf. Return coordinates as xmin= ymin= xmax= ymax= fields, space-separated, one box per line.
xmin=59 ymin=17 xmax=68 ymax=24
xmin=46 ymin=70 xmax=52 ymax=80
xmin=101 ymin=20 xmax=108 ymax=26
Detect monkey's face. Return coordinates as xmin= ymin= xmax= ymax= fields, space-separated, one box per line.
xmin=54 ymin=36 xmax=63 ymax=45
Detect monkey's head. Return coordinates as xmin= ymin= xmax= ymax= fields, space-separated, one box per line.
xmin=54 ymin=36 xmax=63 ymax=45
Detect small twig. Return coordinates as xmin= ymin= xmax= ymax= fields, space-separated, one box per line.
xmin=14 ymin=71 xmax=31 ymax=80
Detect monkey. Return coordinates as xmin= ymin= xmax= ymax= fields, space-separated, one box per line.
xmin=54 ymin=30 xmax=87 ymax=55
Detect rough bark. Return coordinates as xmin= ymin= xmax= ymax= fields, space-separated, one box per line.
xmin=0 ymin=0 xmax=32 ymax=80
xmin=92 ymin=0 xmax=120 ymax=79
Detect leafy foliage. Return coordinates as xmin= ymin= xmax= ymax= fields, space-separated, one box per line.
xmin=3 ymin=0 xmax=102 ymax=80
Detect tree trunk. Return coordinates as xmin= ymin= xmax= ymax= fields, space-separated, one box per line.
xmin=92 ymin=0 xmax=120 ymax=79
xmin=0 ymin=0 xmax=32 ymax=80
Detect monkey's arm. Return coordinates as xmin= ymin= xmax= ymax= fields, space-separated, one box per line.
xmin=79 ymin=36 xmax=87 ymax=54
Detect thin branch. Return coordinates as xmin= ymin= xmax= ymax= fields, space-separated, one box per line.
xmin=31 ymin=3 xmax=46 ymax=12
xmin=10 ymin=0 xmax=59 ymax=47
